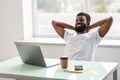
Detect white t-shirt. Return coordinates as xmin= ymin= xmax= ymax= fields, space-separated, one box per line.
xmin=63 ymin=29 xmax=102 ymax=61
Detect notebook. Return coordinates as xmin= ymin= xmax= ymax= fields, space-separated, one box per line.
xmin=14 ymin=41 xmax=60 ymax=67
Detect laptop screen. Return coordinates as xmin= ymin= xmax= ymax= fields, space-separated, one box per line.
xmin=14 ymin=41 xmax=59 ymax=67
xmin=15 ymin=42 xmax=47 ymax=66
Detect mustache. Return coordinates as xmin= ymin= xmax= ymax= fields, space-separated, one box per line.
xmin=75 ymin=23 xmax=86 ymax=27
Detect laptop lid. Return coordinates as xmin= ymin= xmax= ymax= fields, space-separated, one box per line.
xmin=14 ymin=41 xmax=59 ymax=67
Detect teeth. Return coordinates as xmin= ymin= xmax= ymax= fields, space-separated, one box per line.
xmin=77 ymin=24 xmax=81 ymax=27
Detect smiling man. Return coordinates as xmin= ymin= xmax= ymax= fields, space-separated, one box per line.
xmin=52 ymin=12 xmax=113 ymax=61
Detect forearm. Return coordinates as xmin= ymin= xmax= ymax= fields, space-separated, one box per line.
xmin=88 ymin=16 xmax=113 ymax=37
xmin=52 ymin=20 xmax=74 ymax=30
xmin=89 ymin=18 xmax=107 ymax=29
xmin=52 ymin=20 xmax=74 ymax=38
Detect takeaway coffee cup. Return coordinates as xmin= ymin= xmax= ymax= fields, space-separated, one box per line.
xmin=60 ymin=56 xmax=68 ymax=69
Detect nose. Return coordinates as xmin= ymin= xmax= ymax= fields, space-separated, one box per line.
xmin=76 ymin=21 xmax=81 ymax=25
xmin=77 ymin=20 xmax=81 ymax=23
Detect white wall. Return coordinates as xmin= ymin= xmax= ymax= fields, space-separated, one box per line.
xmin=0 ymin=0 xmax=120 ymax=80
xmin=0 ymin=0 xmax=23 ymax=61
xmin=0 ymin=0 xmax=33 ymax=61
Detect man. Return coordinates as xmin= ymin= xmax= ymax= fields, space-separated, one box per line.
xmin=52 ymin=12 xmax=113 ymax=61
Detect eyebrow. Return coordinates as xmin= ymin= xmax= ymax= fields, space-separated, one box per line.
xmin=76 ymin=18 xmax=85 ymax=21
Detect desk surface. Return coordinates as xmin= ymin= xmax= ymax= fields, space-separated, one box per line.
xmin=0 ymin=57 xmax=118 ymax=80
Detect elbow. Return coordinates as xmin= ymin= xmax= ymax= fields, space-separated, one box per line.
xmin=52 ymin=20 xmax=55 ymax=25
xmin=105 ymin=16 xmax=113 ymax=25
xmin=52 ymin=20 xmax=57 ymax=26
xmin=109 ymin=16 xmax=113 ymax=23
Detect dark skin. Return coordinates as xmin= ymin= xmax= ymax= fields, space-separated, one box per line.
xmin=75 ymin=16 xmax=88 ymax=34
xmin=52 ymin=15 xmax=113 ymax=38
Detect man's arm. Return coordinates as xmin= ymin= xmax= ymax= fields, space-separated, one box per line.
xmin=52 ymin=20 xmax=74 ymax=38
xmin=88 ymin=16 xmax=113 ymax=37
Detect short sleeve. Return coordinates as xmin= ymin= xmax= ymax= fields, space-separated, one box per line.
xmin=95 ymin=29 xmax=103 ymax=43
xmin=64 ymin=30 xmax=73 ymax=42
xmin=89 ymin=29 xmax=103 ymax=44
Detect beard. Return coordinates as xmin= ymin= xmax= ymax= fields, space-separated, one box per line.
xmin=75 ymin=24 xmax=87 ymax=33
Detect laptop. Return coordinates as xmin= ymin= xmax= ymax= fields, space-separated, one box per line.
xmin=14 ymin=41 xmax=60 ymax=67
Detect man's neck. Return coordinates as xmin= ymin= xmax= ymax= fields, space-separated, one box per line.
xmin=76 ymin=30 xmax=87 ymax=34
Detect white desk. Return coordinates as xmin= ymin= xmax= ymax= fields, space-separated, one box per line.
xmin=0 ymin=57 xmax=118 ymax=80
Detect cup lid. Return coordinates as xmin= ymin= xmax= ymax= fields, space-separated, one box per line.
xmin=60 ymin=56 xmax=68 ymax=59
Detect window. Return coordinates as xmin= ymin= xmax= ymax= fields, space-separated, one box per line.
xmin=33 ymin=0 xmax=120 ymax=39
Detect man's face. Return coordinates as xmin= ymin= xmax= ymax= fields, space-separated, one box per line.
xmin=75 ymin=16 xmax=88 ymax=33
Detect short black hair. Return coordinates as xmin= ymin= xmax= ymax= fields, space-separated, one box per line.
xmin=77 ymin=12 xmax=91 ymax=25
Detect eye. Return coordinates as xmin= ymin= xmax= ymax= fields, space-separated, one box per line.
xmin=76 ymin=19 xmax=78 ymax=22
xmin=80 ymin=19 xmax=84 ymax=21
